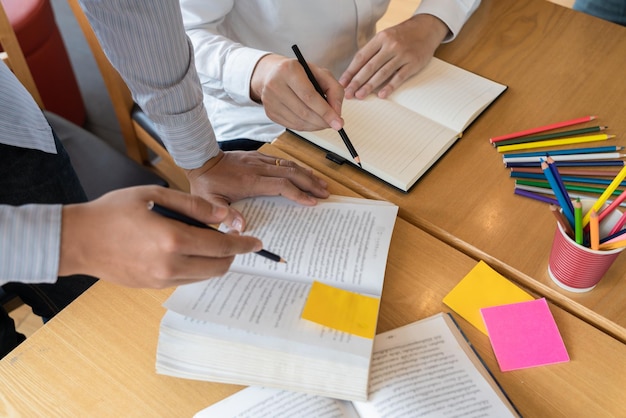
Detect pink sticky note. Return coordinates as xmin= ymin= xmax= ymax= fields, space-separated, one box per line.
xmin=480 ymin=298 xmax=569 ymax=372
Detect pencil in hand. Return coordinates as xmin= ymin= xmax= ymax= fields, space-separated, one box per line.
xmin=291 ymin=44 xmax=362 ymax=167
xmin=147 ymin=201 xmax=286 ymax=263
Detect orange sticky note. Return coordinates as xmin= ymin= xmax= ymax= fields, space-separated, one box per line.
xmin=301 ymin=281 xmax=379 ymax=339
xmin=443 ymin=261 xmax=534 ymax=335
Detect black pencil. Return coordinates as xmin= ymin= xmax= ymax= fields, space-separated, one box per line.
xmin=291 ymin=44 xmax=361 ymax=167
xmin=147 ymin=201 xmax=286 ymax=263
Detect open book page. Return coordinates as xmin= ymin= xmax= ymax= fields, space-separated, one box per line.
xmin=163 ymin=273 xmax=373 ymax=359
xmin=388 ymin=57 xmax=507 ymax=133
xmin=226 ymin=196 xmax=398 ymax=295
xmin=194 ymin=386 xmax=360 ymax=418
xmin=294 ymin=100 xmax=459 ymax=191
xmin=352 ymin=313 xmax=518 ymax=418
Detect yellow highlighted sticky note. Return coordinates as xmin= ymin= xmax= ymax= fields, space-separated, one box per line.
xmin=302 ymin=281 xmax=379 ymax=339
xmin=443 ymin=260 xmax=534 ymax=335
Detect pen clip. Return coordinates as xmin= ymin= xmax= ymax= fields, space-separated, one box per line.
xmin=325 ymin=152 xmax=347 ymax=165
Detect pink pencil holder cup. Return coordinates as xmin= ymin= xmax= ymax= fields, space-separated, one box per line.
xmin=548 ymin=200 xmax=625 ymax=293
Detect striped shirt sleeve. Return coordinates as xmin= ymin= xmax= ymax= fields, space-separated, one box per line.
xmin=0 ymin=204 xmax=61 ymax=285
xmin=78 ymin=0 xmax=220 ymax=169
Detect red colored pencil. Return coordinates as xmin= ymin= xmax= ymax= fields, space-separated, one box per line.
xmin=490 ymin=115 xmax=597 ymax=144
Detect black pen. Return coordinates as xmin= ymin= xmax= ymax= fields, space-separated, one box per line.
xmin=291 ymin=44 xmax=362 ymax=167
xmin=147 ymin=201 xmax=286 ymax=263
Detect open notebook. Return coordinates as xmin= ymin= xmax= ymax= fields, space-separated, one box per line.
xmin=291 ymin=57 xmax=507 ymax=192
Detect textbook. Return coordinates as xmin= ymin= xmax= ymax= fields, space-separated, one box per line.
xmin=291 ymin=57 xmax=507 ymax=192
xmin=194 ymin=313 xmax=520 ymax=418
xmin=156 ymin=195 xmax=399 ymax=401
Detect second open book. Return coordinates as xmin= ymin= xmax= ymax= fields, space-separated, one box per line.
xmin=194 ymin=313 xmax=519 ymax=418
xmin=291 ymin=57 xmax=507 ymax=191
xmin=156 ymin=195 xmax=399 ymax=401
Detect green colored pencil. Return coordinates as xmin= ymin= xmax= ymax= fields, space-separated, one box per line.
xmin=515 ymin=179 xmax=625 ymax=195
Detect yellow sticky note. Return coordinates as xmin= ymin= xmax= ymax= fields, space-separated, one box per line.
xmin=443 ymin=260 xmax=534 ymax=335
xmin=301 ymin=281 xmax=379 ymax=339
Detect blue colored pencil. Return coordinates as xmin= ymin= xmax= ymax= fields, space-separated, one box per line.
xmin=541 ymin=160 xmax=575 ymax=227
xmin=547 ymin=157 xmax=575 ymax=219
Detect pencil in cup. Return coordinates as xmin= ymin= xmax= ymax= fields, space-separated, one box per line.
xmin=548 ymin=199 xmax=625 ymax=292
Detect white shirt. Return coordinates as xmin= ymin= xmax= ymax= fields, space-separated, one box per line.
xmin=1 ymin=0 xmax=218 ymax=284
xmin=180 ymin=0 xmax=481 ymax=143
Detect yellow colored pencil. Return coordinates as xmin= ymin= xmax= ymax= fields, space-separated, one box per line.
xmin=589 ymin=209 xmax=600 ymax=250
xmin=582 ymin=165 xmax=626 ymax=227
xmin=497 ymin=134 xmax=615 ymax=153
xmin=599 ymin=239 xmax=626 ymax=251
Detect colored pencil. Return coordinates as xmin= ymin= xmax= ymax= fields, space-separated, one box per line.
xmin=510 ymin=172 xmax=626 ymax=187
xmin=582 ymin=166 xmax=626 ymax=227
xmin=502 ymin=145 xmax=621 ymax=159
xmin=494 ymin=126 xmax=608 ymax=147
xmin=589 ymin=209 xmax=600 ymax=250
xmin=600 ymin=228 xmax=626 ymax=244
xmin=505 ymin=160 xmax=625 ymax=168
xmin=514 ymin=188 xmax=560 ymax=205
xmin=513 ymin=184 xmax=626 ymax=207
xmin=515 ymin=179 xmax=624 ymax=196
xmin=547 ymin=157 xmax=575 ymax=219
xmin=147 ymin=201 xmax=286 ymax=263
xmin=503 ymin=152 xmax=625 ymax=165
xmin=550 ymin=204 xmax=575 ymax=237
xmin=489 ymin=115 xmax=597 ymax=143
xmin=599 ymin=239 xmax=626 ymax=251
xmin=601 ymin=233 xmax=626 ymax=245
xmin=292 ymin=44 xmax=361 ymax=167
xmin=510 ymin=167 xmax=624 ymax=177
xmin=608 ymin=211 xmax=626 ymax=236
xmin=574 ymin=199 xmax=583 ymax=245
xmin=497 ymin=134 xmax=615 ymax=153
xmin=597 ymin=188 xmax=626 ymax=224
xmin=541 ymin=160 xmax=575 ymax=226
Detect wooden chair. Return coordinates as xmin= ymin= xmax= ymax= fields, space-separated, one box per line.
xmin=66 ymin=0 xmax=189 ymax=191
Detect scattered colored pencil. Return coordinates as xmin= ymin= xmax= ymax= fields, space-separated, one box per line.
xmin=510 ymin=167 xmax=624 ymax=177
xmin=503 ymin=152 xmax=625 ymax=165
xmin=514 ymin=188 xmax=560 ymax=205
xmin=494 ymin=126 xmax=608 ymax=147
xmin=514 ymin=184 xmax=626 ymax=208
xmin=505 ymin=160 xmax=625 ymax=168
xmin=510 ymin=172 xmax=626 ymax=188
xmin=515 ymin=179 xmax=624 ymax=196
xmin=497 ymin=134 xmax=615 ymax=153
xmin=489 ymin=115 xmax=597 ymax=144
xmin=502 ymin=145 xmax=621 ymax=159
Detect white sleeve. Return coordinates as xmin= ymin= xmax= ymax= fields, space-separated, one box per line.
xmin=180 ymin=0 xmax=270 ymax=106
xmin=415 ymin=0 xmax=481 ymax=42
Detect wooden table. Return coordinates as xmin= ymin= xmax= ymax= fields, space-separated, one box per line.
xmin=1 ymin=146 xmax=626 ymax=416
xmin=273 ymin=0 xmax=626 ymax=342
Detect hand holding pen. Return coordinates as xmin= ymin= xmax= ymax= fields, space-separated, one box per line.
xmin=292 ymin=44 xmax=362 ymax=167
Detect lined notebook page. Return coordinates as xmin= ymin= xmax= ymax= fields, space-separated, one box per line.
xmin=389 ymin=57 xmax=507 ymax=132
xmin=295 ymin=98 xmax=458 ymax=190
